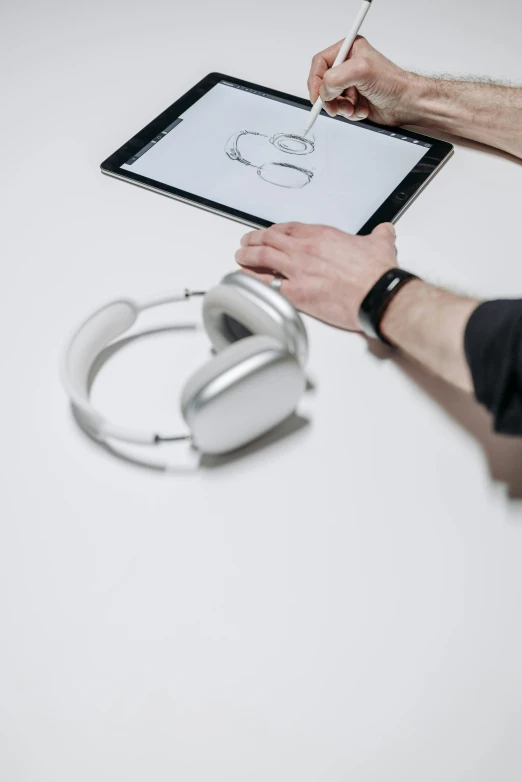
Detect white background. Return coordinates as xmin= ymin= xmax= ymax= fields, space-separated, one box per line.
xmin=1 ymin=1 xmax=522 ymax=780
xmin=123 ymin=82 xmax=428 ymax=232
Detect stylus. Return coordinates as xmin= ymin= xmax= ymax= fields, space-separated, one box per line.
xmin=303 ymin=0 xmax=374 ymax=137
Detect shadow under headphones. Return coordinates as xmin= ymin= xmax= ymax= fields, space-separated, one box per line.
xmin=61 ymin=271 xmax=309 ymax=455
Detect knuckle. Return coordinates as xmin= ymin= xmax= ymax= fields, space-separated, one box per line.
xmin=301 ymin=238 xmax=316 ymax=253
xmin=315 ymin=226 xmax=333 ymax=244
xmin=352 ymin=57 xmax=372 ymax=81
xmin=286 ymin=222 xmax=301 ymax=236
xmin=322 ymin=71 xmax=336 ymax=91
xmin=301 ymin=227 xmax=328 ymax=252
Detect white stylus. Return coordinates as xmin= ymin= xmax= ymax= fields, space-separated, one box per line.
xmin=303 ymin=0 xmax=374 ymax=137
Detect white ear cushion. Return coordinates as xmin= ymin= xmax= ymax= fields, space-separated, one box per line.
xmin=181 ymin=334 xmax=306 ymax=454
xmin=203 ymin=271 xmax=308 ymax=367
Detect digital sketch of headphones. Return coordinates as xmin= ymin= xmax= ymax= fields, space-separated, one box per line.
xmin=225 ymin=131 xmax=316 ymax=189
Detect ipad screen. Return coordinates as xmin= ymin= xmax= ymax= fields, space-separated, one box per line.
xmin=122 ymin=80 xmax=432 ymax=233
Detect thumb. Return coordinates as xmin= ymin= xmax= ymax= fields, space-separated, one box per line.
xmin=321 ymin=58 xmax=373 ymax=101
xmin=372 ymin=222 xmax=396 ymax=240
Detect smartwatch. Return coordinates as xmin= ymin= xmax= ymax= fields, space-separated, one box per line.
xmin=358 ymin=268 xmax=419 ymax=346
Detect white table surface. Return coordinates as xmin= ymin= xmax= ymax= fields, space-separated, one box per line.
xmin=2 ymin=1 xmax=522 ymax=779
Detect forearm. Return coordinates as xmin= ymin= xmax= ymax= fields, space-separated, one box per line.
xmin=380 ymin=280 xmax=480 ymax=392
xmin=408 ymin=76 xmax=522 ymax=159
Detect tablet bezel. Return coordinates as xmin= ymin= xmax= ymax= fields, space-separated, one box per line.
xmin=101 ymin=72 xmax=454 ymax=235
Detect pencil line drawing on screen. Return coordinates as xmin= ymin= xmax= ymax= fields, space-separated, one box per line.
xmin=271 ymin=133 xmax=316 ymax=155
xmin=225 ymin=131 xmax=316 ymax=189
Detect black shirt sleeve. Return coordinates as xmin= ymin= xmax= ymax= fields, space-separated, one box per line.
xmin=464 ymin=300 xmax=522 ymax=436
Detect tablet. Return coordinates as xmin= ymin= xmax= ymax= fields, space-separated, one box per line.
xmin=101 ymin=73 xmax=453 ymax=235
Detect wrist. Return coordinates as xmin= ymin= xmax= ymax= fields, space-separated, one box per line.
xmin=380 ymin=279 xmax=429 ymax=342
xmin=408 ymin=77 xmax=473 ymax=135
xmin=382 ymin=280 xmax=479 ymax=345
xmin=358 ymin=268 xmax=419 ymax=344
xmin=403 ymin=79 xmax=522 ymax=158
xmin=380 ymin=279 xmax=480 ymax=392
xmin=401 ymin=71 xmax=439 ymax=127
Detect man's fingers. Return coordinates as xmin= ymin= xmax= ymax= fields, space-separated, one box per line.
xmin=372 ymin=222 xmax=396 ymax=239
xmin=320 ymin=58 xmax=372 ymax=102
xmin=319 ymin=80 xmax=341 ymax=105
xmin=309 ymin=36 xmax=373 ymax=104
xmin=272 ymin=222 xmax=323 ymax=239
xmin=308 ymin=56 xmax=328 ymax=103
xmin=371 ymin=223 xmax=397 ymax=254
xmin=238 ymin=267 xmax=292 ymax=300
xmin=235 ymin=245 xmax=292 ymax=274
xmin=345 ymin=86 xmax=358 ymax=104
xmin=314 ymin=40 xmax=345 ymax=71
xmin=308 ymin=75 xmax=322 ymax=105
xmin=336 ymin=92 xmax=370 ymax=121
xmin=308 ymin=40 xmax=344 ymax=101
xmin=337 ymin=95 xmax=356 ymax=119
xmin=240 ymin=226 xmax=297 ymax=255
xmin=239 ymin=222 xmax=318 ymax=262
xmin=322 ymin=99 xmax=340 ymax=117
xmin=351 ymin=94 xmax=370 ymax=121
xmin=346 ymin=35 xmax=370 ymax=60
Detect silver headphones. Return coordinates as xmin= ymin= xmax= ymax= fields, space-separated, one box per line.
xmin=61 ymin=271 xmax=309 ymax=455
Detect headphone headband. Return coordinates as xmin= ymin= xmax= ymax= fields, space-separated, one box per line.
xmin=61 ymin=290 xmax=203 ymax=445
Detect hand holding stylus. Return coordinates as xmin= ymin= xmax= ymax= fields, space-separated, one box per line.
xmin=303 ymin=0 xmax=374 ymax=136
xmin=307 ymin=36 xmax=423 ymax=127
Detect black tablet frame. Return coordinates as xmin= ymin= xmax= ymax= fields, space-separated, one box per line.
xmin=101 ymin=72 xmax=453 ymax=235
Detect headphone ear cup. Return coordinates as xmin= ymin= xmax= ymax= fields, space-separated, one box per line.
xmin=181 ymin=335 xmax=305 ymax=455
xmin=203 ymin=271 xmax=308 ymax=367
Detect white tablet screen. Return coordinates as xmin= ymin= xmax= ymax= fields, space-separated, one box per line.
xmin=122 ymin=80 xmax=431 ymax=233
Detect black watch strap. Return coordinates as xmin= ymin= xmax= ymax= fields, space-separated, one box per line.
xmin=359 ymin=268 xmax=419 ymax=346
